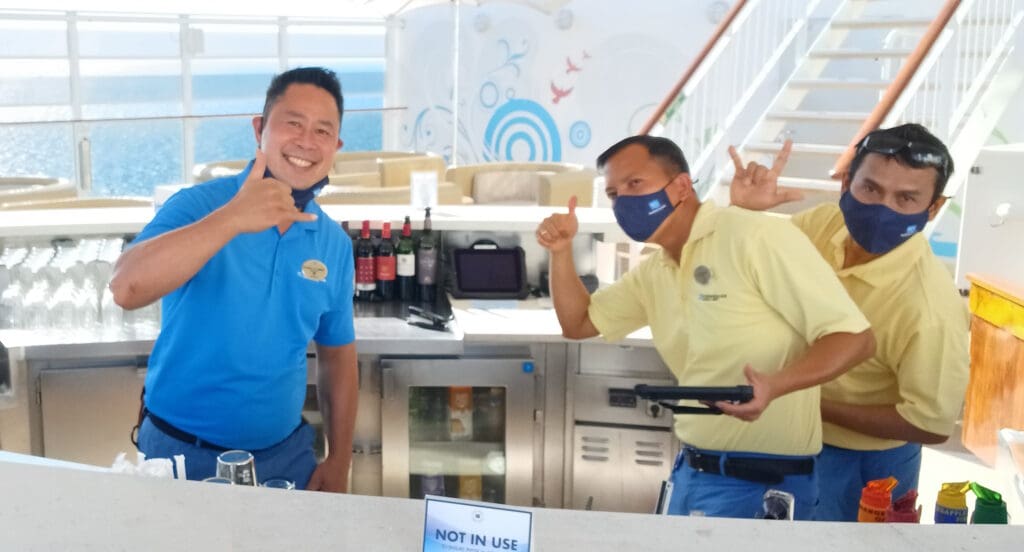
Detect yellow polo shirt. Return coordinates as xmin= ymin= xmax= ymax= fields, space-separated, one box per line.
xmin=791 ymin=203 xmax=970 ymax=451
xmin=588 ymin=202 xmax=870 ymax=455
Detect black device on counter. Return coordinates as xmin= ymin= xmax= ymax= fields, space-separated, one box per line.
xmin=449 ymin=240 xmax=530 ymax=300
xmin=407 ymin=305 xmax=453 ymax=332
xmin=633 ymin=384 xmax=754 ymax=415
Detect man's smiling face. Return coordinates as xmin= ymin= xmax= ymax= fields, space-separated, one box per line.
xmin=252 ymin=82 xmax=342 ymax=190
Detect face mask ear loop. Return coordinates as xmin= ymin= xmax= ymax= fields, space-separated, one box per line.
xmin=665 ymin=173 xmax=688 ymax=210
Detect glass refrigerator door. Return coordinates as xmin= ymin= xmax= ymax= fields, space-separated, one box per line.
xmin=381 ymin=358 xmax=535 ymax=506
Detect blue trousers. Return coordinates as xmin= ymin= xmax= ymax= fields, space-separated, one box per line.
xmin=815 ymin=442 xmax=922 ymax=521
xmin=667 ymin=447 xmax=818 ymax=520
xmin=137 ymin=417 xmax=318 ymax=489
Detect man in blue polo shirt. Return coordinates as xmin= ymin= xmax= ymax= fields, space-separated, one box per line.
xmin=110 ymin=67 xmax=357 ymax=491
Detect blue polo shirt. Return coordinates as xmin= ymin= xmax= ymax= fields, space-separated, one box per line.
xmin=135 ymin=164 xmax=355 ymax=450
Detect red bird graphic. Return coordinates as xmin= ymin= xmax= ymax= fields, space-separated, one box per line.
xmin=565 ymin=56 xmax=582 ymax=74
xmin=551 ymin=82 xmax=573 ymax=104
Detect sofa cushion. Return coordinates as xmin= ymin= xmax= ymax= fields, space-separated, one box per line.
xmin=471 ymin=170 xmax=550 ymax=204
xmin=333 ymin=158 xmax=380 ymax=174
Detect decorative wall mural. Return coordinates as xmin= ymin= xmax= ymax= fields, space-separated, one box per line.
xmin=569 ymin=121 xmax=591 ymax=148
xmin=403 ymin=105 xmax=478 ymax=165
xmin=484 ymin=98 xmax=562 ymax=162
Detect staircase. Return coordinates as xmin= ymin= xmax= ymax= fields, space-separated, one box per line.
xmin=645 ymin=0 xmax=1024 ymax=265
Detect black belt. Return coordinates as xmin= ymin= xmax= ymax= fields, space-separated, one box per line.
xmin=683 ymin=447 xmax=815 ymax=485
xmin=145 ymin=410 xmax=232 ymax=452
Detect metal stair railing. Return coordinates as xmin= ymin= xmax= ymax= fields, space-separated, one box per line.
xmin=831 ymin=0 xmax=1024 ymax=199
xmin=641 ymin=0 xmax=828 ymax=194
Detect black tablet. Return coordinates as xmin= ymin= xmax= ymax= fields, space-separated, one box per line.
xmin=451 ymin=246 xmax=529 ymax=299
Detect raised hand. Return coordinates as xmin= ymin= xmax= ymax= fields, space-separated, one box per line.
xmin=728 ymin=140 xmax=803 ymax=210
xmin=222 ymin=149 xmax=317 ymax=234
xmin=536 ymin=196 xmax=579 ymax=253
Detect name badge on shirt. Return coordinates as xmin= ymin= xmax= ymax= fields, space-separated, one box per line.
xmin=300 ymin=259 xmax=328 ymax=282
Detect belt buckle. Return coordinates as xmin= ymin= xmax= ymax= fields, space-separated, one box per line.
xmin=687 ymin=448 xmax=708 ymax=473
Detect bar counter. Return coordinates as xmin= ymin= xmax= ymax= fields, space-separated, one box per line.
xmin=0 ymin=458 xmax=1020 ymax=550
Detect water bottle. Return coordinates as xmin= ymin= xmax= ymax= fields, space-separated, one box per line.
xmin=970 ymin=482 xmax=1008 ymax=524
xmin=858 ymin=476 xmax=898 ymax=522
xmin=934 ymin=481 xmax=970 ymax=523
xmin=885 ymin=489 xmax=921 ymax=523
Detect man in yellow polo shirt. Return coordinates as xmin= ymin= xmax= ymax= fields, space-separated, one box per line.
xmin=730 ymin=123 xmax=970 ymax=521
xmin=536 ymin=135 xmax=875 ymax=519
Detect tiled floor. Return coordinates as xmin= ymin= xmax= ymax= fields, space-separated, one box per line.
xmin=917 ymin=422 xmax=1023 ymax=524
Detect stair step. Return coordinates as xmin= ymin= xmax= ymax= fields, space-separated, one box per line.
xmin=832 ymin=18 xmax=933 ymax=29
xmin=789 ymin=78 xmax=890 ymax=89
xmin=765 ymin=110 xmax=869 ymax=122
xmin=777 ymin=176 xmax=842 ymax=192
xmin=810 ymin=49 xmax=914 ymax=59
xmin=744 ymin=142 xmax=847 ymax=155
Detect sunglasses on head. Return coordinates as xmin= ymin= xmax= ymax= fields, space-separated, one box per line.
xmin=856 ymin=133 xmax=950 ymax=181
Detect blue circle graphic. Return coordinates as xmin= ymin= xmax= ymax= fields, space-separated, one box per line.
xmin=483 ymin=99 xmax=562 ymax=162
xmin=479 ymin=82 xmax=499 ymax=108
xmin=569 ymin=121 xmax=591 ymax=148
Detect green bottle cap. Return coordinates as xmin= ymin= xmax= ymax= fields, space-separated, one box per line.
xmin=970 ymin=482 xmax=1008 ymax=524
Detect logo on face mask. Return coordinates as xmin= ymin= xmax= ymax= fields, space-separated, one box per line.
xmin=839 ymin=192 xmax=930 ymax=254
xmin=647 ymin=198 xmax=666 ymax=214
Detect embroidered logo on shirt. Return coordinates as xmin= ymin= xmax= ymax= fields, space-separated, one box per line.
xmin=300 ymin=260 xmax=328 ymax=282
xmin=697 ymin=293 xmax=728 ymax=302
xmin=694 ymin=265 xmax=712 ymax=285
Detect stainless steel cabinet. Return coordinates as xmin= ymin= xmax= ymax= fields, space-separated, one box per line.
xmin=571 ymin=425 xmax=675 ymax=513
xmin=40 ymin=365 xmax=145 ymax=466
xmin=381 ymin=357 xmax=537 ymax=506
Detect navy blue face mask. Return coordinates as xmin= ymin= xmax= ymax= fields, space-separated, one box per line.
xmin=839 ymin=191 xmax=930 ymax=254
xmin=612 ymin=182 xmax=679 ymax=242
xmin=262 ymin=166 xmax=329 ymax=211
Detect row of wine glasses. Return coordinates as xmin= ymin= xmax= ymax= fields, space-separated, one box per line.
xmin=0 ymin=238 xmax=160 ymax=336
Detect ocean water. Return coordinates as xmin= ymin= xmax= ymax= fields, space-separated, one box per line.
xmin=0 ymin=71 xmax=384 ymax=197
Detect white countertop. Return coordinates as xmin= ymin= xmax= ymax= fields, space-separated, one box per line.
xmin=0 ymin=204 xmax=628 ymax=240
xmin=450 ymin=297 xmax=654 ymax=346
xmin=0 ymin=298 xmax=653 ymax=358
xmin=0 ymin=459 xmax=1019 ymax=550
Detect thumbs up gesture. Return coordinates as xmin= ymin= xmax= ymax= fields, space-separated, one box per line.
xmin=223 ymin=149 xmax=317 ymax=234
xmin=536 ymin=196 xmax=579 ymax=253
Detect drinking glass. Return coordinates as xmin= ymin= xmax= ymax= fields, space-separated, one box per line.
xmin=216 ymin=450 xmax=257 ymax=486
xmin=261 ymin=478 xmax=296 ymax=490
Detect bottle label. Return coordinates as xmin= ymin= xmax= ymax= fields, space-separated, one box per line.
xmin=397 ymin=253 xmax=416 ymax=277
xmin=417 ymin=252 xmax=437 ymax=285
xmin=356 ymin=257 xmax=376 ymax=287
xmin=858 ymin=503 xmax=887 ymax=523
xmin=934 ymin=504 xmax=968 ymax=523
xmin=376 ymin=256 xmax=396 ymax=281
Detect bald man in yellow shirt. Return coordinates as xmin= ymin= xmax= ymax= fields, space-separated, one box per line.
xmin=730 ymin=123 xmax=970 ymax=521
xmin=536 ymin=135 xmax=875 ymax=519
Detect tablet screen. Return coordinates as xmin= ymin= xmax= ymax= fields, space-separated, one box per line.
xmin=454 ymin=249 xmax=524 ymax=293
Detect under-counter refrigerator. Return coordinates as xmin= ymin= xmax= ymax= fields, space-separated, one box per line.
xmin=381 ymin=357 xmax=536 ymax=506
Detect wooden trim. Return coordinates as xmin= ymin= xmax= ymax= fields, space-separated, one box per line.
xmin=968 ymin=273 xmax=1024 ymax=341
xmin=829 ymin=0 xmax=962 ymax=180
xmin=967 ymin=273 xmax=1024 ymax=308
xmin=639 ymin=0 xmax=749 ymax=135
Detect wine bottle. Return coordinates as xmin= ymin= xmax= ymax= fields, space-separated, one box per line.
xmin=355 ymin=220 xmax=377 ymax=301
xmin=416 ymin=207 xmax=438 ymax=304
xmin=396 ymin=215 xmax=417 ymax=302
xmin=376 ymin=222 xmax=396 ymax=301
